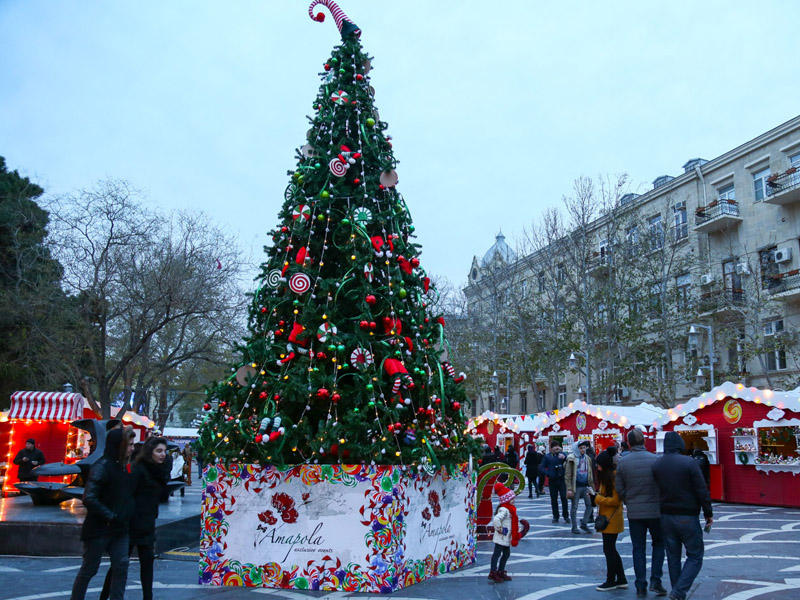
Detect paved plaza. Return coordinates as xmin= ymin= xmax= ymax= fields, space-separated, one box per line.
xmin=1 ymin=490 xmax=799 ymax=600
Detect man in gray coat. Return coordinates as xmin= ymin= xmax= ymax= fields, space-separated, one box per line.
xmin=616 ymin=429 xmax=666 ymax=597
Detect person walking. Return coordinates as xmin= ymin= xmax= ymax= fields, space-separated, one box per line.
xmin=616 ymin=429 xmax=667 ymax=597
xmin=488 ymin=482 xmax=521 ymax=583
xmin=652 ymin=432 xmax=713 ymax=600
xmin=70 ymin=427 xmax=136 ymax=600
xmin=566 ymin=441 xmax=594 ymax=534
xmin=524 ymin=444 xmax=542 ymax=498
xmin=13 ymin=439 xmax=46 ymax=481
xmin=99 ymin=436 xmax=169 ymax=600
xmin=594 ymin=449 xmax=627 ymax=591
xmin=504 ymin=444 xmax=518 ymax=469
xmin=540 ymin=441 xmax=568 ymax=524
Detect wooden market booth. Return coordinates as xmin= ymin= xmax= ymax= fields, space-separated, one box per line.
xmin=2 ymin=391 xmax=156 ymax=496
xmin=466 ymin=411 xmax=520 ymax=453
xmin=533 ymin=400 xmax=664 ymax=453
xmin=654 ymin=381 xmax=800 ymax=507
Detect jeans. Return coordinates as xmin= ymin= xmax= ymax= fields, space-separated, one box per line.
xmin=629 ymin=517 xmax=665 ymax=591
xmin=549 ymin=479 xmax=568 ymax=519
xmin=527 ymin=475 xmax=541 ymax=496
xmin=570 ymin=485 xmax=592 ymax=527
xmin=70 ymin=534 xmax=130 ymax=600
xmin=490 ymin=543 xmax=510 ymax=572
xmin=99 ymin=543 xmax=155 ymax=600
xmin=602 ymin=533 xmax=625 ymax=583
xmin=660 ymin=514 xmax=704 ymax=600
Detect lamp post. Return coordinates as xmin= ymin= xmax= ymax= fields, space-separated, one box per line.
xmin=568 ymin=351 xmax=591 ymax=403
xmin=688 ymin=324 xmax=715 ymax=388
xmin=491 ymin=370 xmax=510 ymax=414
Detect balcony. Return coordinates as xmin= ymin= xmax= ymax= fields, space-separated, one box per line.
xmin=765 ymin=271 xmax=800 ymax=301
xmin=698 ymin=288 xmax=746 ymax=316
xmin=765 ymin=168 xmax=800 ymax=205
xmin=588 ymin=254 xmax=611 ymax=275
xmin=694 ymin=200 xmax=742 ymax=233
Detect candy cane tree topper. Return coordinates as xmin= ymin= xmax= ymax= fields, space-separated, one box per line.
xmin=308 ymin=0 xmax=361 ymax=39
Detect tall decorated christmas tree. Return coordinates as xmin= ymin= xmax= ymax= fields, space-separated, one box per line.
xmin=197 ymin=2 xmax=478 ymax=471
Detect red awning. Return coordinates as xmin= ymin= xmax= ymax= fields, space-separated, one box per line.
xmin=8 ymin=391 xmax=84 ymax=421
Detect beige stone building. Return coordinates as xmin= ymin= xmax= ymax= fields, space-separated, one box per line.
xmin=464 ymin=115 xmax=800 ymax=414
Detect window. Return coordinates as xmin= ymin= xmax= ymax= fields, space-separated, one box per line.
xmin=537 ymin=272 xmax=545 ymax=293
xmin=753 ymin=167 xmax=771 ymax=202
xmin=648 ymin=282 xmax=662 ymax=315
xmin=760 ymin=246 xmax=778 ymax=289
xmin=718 ymin=183 xmax=735 ymax=202
xmin=672 ymin=203 xmax=687 ymax=241
xmin=537 ymin=389 xmax=545 ymax=411
xmin=519 ymin=390 xmax=527 ymax=414
xmin=556 ymin=263 xmax=565 ymax=284
xmin=625 ymin=225 xmax=638 ymax=246
xmin=557 ymin=385 xmax=567 ymax=407
xmin=676 ymin=273 xmax=691 ymax=311
xmin=764 ymin=319 xmax=787 ymax=371
xmin=722 ymin=259 xmax=743 ymax=302
xmin=791 ymin=153 xmax=800 ymax=186
xmin=648 ymin=214 xmax=664 ymax=250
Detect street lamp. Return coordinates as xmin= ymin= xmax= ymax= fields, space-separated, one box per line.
xmin=688 ymin=324 xmax=715 ymax=388
xmin=491 ymin=369 xmax=510 ymax=414
xmin=568 ymin=351 xmax=591 ymax=402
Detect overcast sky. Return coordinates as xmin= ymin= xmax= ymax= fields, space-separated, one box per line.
xmin=2 ymin=1 xmax=799 ymax=289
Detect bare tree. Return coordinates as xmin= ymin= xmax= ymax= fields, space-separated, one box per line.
xmin=48 ymin=181 xmax=246 ymax=418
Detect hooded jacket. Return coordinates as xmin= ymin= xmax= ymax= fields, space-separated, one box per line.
xmin=651 ymin=432 xmax=713 ymax=518
xmin=81 ymin=429 xmax=135 ymax=540
xmin=615 ymin=445 xmax=661 ymax=519
xmin=129 ymin=459 xmax=169 ymax=545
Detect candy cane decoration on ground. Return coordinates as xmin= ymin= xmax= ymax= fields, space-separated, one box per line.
xmin=309 ymin=0 xmax=361 ymax=38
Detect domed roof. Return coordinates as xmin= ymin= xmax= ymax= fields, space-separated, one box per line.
xmin=481 ymin=231 xmax=516 ymax=267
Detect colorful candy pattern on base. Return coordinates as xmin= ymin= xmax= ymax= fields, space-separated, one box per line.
xmin=199 ymin=463 xmax=476 ymax=592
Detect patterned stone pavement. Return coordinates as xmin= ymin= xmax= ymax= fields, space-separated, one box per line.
xmin=1 ymin=492 xmax=799 ymax=599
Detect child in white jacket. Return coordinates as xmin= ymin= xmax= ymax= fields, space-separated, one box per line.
xmin=489 ymin=482 xmax=519 ymax=583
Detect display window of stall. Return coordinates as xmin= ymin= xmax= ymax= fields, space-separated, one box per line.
xmin=657 ymin=423 xmax=717 ymax=464
xmin=753 ymin=419 xmax=800 ymax=473
xmin=731 ymin=427 xmax=757 ymax=466
xmin=496 ymin=433 xmax=514 ymax=453
xmin=593 ymin=430 xmax=622 ymax=452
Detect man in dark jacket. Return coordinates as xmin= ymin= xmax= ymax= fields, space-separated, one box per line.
xmin=692 ymin=449 xmax=711 ymax=491
xmin=13 ymin=439 xmax=46 ymax=481
xmin=652 ymin=432 xmax=713 ymax=600
xmin=505 ymin=444 xmax=518 ymax=469
xmin=70 ymin=427 xmax=135 ymax=600
xmin=616 ymin=429 xmax=666 ymax=597
xmin=524 ymin=444 xmax=542 ymax=498
xmin=540 ymin=441 xmax=568 ymax=523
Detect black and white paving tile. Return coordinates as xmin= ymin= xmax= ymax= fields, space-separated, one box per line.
xmin=1 ymin=494 xmax=798 ymax=599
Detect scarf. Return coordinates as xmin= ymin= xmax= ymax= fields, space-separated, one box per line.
xmin=500 ymin=501 xmax=520 ymax=546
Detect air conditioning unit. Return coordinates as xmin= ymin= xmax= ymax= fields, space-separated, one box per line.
xmin=735 ymin=262 xmax=750 ymax=275
xmin=700 ymin=273 xmax=715 ymax=286
xmin=774 ymin=247 xmax=793 ymax=263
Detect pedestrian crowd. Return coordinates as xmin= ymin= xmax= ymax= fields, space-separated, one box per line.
xmin=488 ymin=429 xmax=713 ymax=600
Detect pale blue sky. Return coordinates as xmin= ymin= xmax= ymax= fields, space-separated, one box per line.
xmin=2 ymin=1 xmax=798 ymax=287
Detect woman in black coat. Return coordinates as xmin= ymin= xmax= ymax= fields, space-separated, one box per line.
xmin=100 ymin=436 xmax=168 ymax=600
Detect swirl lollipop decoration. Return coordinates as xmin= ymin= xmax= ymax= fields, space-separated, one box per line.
xmin=308 ymin=0 xmax=361 ymax=39
xmin=289 ymin=273 xmax=311 ymax=295
xmin=266 ymin=269 xmax=283 ymax=288
xmin=723 ymin=399 xmax=742 ymax=424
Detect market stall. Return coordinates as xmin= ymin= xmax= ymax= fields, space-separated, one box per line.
xmin=2 ymin=391 xmax=156 ymax=496
xmin=654 ymin=381 xmax=800 ymax=507
xmin=466 ymin=411 xmax=520 ymax=453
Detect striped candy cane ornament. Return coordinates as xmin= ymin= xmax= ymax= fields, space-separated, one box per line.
xmin=308 ymin=0 xmax=361 ymax=38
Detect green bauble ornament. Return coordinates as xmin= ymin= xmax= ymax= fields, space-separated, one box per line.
xmin=338 ymin=68 xmax=346 ymax=74
xmin=366 ymin=117 xmax=376 ymax=127
xmin=341 ymin=218 xmax=350 ymax=225
xmin=366 ymin=384 xmax=374 ymax=391
xmin=337 ymin=344 xmax=345 ymax=352
xmin=320 ymin=190 xmax=330 ymax=199
xmin=398 ymin=288 xmax=407 ymax=298
xmin=328 ymin=344 xmax=337 ymax=352
xmin=317 ymin=214 xmax=325 ymax=221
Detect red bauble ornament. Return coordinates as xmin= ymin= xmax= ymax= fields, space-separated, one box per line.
xmin=273 ymin=394 xmax=281 ymax=401
xmin=369 ymin=321 xmax=377 ymax=330
xmin=260 ymin=307 xmax=267 ymax=313
xmin=316 ymin=388 xmax=329 ymax=399
xmin=203 ymin=403 xmax=211 ymax=411
xmin=359 ymin=320 xmax=370 ymax=330
xmin=255 ymin=434 xmax=263 ymax=443
xmin=219 ymin=401 xmax=227 ymax=408
xmin=259 ymin=391 xmax=268 ymax=399
xmin=434 ymin=397 xmax=441 ymax=405
xmin=324 ymin=63 xmax=331 ymax=71
xmin=356 ymin=73 xmax=364 ymax=81
xmin=330 ymin=443 xmax=339 ymax=454
xmin=452 ymin=402 xmax=461 ymax=410
xmin=279 ymin=320 xmax=286 ymax=326
xmin=316 ymin=351 xmax=327 ymax=359
xmin=365 ymin=294 xmax=377 ymax=305
xmin=281 ymin=226 xmax=288 ymax=233
xmin=332 ymin=393 xmax=341 ymax=403
xmin=353 ymin=178 xmax=361 ymax=184
xmin=411 ymin=257 xmax=420 ymax=268
xmin=379 ymin=184 xmax=385 ymax=190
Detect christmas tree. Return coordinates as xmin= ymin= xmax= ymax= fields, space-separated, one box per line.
xmin=197 ymin=1 xmax=479 ymax=469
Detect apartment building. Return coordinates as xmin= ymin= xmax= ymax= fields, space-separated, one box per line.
xmin=464 ymin=115 xmax=800 ymax=414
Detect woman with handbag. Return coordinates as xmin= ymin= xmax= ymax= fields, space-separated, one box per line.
xmin=594 ymin=448 xmax=627 ymax=591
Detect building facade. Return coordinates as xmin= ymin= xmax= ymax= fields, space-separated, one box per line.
xmin=464 ymin=115 xmax=800 ymax=414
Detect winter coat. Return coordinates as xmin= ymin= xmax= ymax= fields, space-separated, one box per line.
xmin=13 ymin=447 xmax=46 ymax=481
xmin=595 ymin=482 xmax=624 ymax=534
xmin=524 ymin=450 xmax=542 ymax=477
xmin=539 ymin=451 xmax=567 ymax=481
xmin=505 ymin=449 xmax=518 ymax=469
xmin=565 ymin=451 xmax=595 ymax=494
xmin=80 ymin=429 xmax=135 ymax=540
xmin=492 ymin=506 xmax=512 ymax=546
xmin=129 ymin=461 xmax=169 ymax=546
xmin=652 ymin=432 xmax=713 ymax=519
xmin=615 ymin=446 xmax=661 ymax=519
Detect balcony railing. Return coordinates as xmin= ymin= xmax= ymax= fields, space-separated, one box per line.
xmin=694 ymin=199 xmax=742 ymax=233
xmin=765 ymin=271 xmax=800 ymax=299
xmin=698 ymin=288 xmax=745 ymax=314
xmin=765 ymin=168 xmax=800 ymax=205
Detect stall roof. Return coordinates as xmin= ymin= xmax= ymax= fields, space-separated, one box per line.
xmin=9 ymin=391 xmax=84 ymax=421
xmin=533 ymin=400 xmax=666 ymax=433
xmin=654 ymin=381 xmax=800 ymax=428
xmin=164 ymin=427 xmax=199 ymax=438
xmin=466 ymin=411 xmax=520 ymax=433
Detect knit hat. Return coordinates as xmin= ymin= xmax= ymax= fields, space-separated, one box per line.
xmin=494 ymin=482 xmax=516 ymax=504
